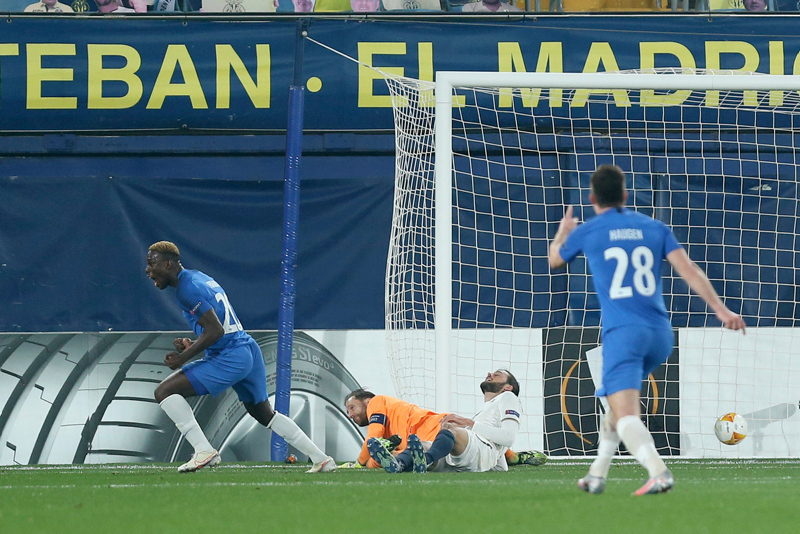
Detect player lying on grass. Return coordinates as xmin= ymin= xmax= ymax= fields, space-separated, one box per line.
xmin=344 ymin=370 xmax=546 ymax=472
xmin=344 ymin=388 xmax=447 ymax=469
xmin=371 ymin=370 xmax=527 ymax=473
xmin=146 ymin=241 xmax=335 ymax=474
xmin=548 ymin=165 xmax=745 ymax=495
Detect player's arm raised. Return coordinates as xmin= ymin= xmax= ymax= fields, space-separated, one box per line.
xmin=666 ymin=247 xmax=746 ymax=333
xmin=549 ymin=205 xmax=579 ymax=270
xmin=164 ymin=309 xmax=225 ymax=369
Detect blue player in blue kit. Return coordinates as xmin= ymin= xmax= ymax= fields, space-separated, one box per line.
xmin=146 ymin=241 xmax=335 ymax=474
xmin=548 ymin=165 xmax=745 ymax=496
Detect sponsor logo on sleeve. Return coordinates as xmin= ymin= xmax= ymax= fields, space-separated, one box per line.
xmin=369 ymin=413 xmax=387 ymax=426
xmin=190 ymin=302 xmax=202 ymax=315
xmin=505 ymin=410 xmax=520 ymax=418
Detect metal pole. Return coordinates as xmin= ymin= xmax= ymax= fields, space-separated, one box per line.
xmin=272 ymin=18 xmax=309 ymax=462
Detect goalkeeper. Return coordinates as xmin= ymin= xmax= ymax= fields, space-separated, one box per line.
xmin=342 ymin=389 xmax=448 ymax=469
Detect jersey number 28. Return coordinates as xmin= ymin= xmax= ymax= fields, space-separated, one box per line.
xmin=604 ymin=246 xmax=656 ymax=299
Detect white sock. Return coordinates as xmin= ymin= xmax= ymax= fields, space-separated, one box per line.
xmin=589 ymin=412 xmax=620 ymax=478
xmin=268 ymin=413 xmax=327 ymax=464
xmin=159 ymin=394 xmax=213 ymax=453
xmin=616 ymin=415 xmax=666 ymax=478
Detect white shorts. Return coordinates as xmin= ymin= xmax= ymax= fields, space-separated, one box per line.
xmin=431 ymin=428 xmax=504 ymax=473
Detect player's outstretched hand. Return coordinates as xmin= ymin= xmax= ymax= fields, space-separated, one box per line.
xmin=557 ymin=205 xmax=579 ymax=237
xmin=717 ymin=309 xmax=746 ymax=334
xmin=164 ymin=351 xmax=186 ymax=370
xmin=173 ymin=337 xmax=193 ymax=351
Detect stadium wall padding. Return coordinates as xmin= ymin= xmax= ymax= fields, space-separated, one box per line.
xmin=0 ymin=331 xmax=367 ymax=465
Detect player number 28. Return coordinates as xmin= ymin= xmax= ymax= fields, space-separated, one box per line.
xmin=604 ymin=246 xmax=656 ymax=299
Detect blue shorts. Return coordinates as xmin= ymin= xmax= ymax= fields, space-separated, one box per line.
xmin=182 ymin=338 xmax=268 ymax=404
xmin=596 ymin=324 xmax=674 ymax=397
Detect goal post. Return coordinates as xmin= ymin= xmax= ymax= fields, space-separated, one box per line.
xmin=385 ymin=69 xmax=800 ymax=458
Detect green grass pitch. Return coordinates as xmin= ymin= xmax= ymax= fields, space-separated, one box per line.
xmin=1 ymin=459 xmax=798 ymax=533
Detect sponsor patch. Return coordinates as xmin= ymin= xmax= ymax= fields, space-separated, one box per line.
xmin=505 ymin=410 xmax=520 ymax=418
xmin=369 ymin=413 xmax=387 ymax=426
xmin=190 ymin=301 xmax=202 ymax=315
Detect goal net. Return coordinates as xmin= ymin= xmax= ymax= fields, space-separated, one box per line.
xmin=384 ymin=69 xmax=800 ymax=458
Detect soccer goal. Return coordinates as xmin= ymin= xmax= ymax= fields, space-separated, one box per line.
xmin=384 ymin=69 xmax=800 ymax=458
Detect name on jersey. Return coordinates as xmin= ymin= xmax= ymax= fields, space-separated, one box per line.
xmin=609 ymin=228 xmax=643 ymax=241
xmin=206 ymin=281 xmax=221 ymax=289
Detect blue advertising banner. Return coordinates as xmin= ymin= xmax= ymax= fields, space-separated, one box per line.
xmin=0 ymin=172 xmax=394 ymax=332
xmin=1 ymin=15 xmax=800 ymax=132
xmin=1 ymin=15 xmax=799 ymax=334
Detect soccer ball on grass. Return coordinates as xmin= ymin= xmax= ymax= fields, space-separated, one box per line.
xmin=714 ymin=412 xmax=747 ymax=445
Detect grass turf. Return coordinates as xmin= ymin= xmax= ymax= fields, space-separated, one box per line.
xmin=1 ymin=459 xmax=798 ymax=533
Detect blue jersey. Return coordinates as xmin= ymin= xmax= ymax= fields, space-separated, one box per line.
xmin=558 ymin=208 xmax=681 ymax=332
xmin=175 ymin=269 xmax=252 ymax=355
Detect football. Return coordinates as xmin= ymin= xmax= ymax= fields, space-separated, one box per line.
xmin=714 ymin=412 xmax=748 ymax=445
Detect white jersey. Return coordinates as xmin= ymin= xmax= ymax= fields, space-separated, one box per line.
xmin=474 ymin=391 xmax=522 ymax=462
xmin=433 ymin=391 xmax=522 ymax=473
xmin=473 ymin=390 xmax=522 ymax=447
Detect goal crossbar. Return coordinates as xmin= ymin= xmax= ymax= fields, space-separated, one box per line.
xmin=434 ymin=71 xmax=800 ymax=93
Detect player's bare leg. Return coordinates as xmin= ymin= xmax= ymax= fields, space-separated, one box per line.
xmin=154 ymin=369 xmax=197 ymax=402
xmin=155 ymin=371 xmax=220 ymax=473
xmin=244 ymin=401 xmax=335 ymax=473
xmin=608 ymin=389 xmax=673 ymax=495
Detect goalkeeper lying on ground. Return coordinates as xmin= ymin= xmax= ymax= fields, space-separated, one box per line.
xmin=342 ymin=370 xmax=546 ymax=472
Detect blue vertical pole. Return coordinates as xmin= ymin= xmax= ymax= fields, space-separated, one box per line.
xmin=272 ymin=19 xmax=308 ymax=462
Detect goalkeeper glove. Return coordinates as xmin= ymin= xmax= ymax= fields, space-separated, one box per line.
xmin=337 ymin=461 xmax=364 ymax=469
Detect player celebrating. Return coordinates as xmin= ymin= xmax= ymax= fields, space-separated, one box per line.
xmin=548 ymin=165 xmax=745 ymax=495
xmin=145 ymin=241 xmax=335 ymax=473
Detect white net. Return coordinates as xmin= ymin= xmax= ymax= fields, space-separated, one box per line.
xmin=384 ymin=69 xmax=800 ymax=457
